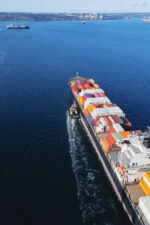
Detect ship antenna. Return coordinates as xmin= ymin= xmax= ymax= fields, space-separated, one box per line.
xmin=76 ymin=72 xmax=79 ymax=77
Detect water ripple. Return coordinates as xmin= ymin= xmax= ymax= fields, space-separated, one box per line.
xmin=66 ymin=111 xmax=106 ymax=224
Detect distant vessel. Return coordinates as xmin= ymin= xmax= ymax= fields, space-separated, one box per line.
xmin=142 ymin=19 xmax=150 ymax=23
xmin=7 ymin=24 xmax=29 ymax=29
xmin=82 ymin=21 xmax=85 ymax=24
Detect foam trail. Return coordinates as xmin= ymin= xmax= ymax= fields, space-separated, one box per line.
xmin=66 ymin=111 xmax=106 ymax=225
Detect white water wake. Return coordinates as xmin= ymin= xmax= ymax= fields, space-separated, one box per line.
xmin=66 ymin=112 xmax=106 ymax=224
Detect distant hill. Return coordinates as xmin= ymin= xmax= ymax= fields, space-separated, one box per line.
xmin=0 ymin=12 xmax=150 ymax=21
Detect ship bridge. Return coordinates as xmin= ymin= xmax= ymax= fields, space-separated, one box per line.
xmin=119 ymin=130 xmax=150 ymax=171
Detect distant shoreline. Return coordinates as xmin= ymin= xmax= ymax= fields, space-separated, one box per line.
xmin=0 ymin=12 xmax=150 ymax=21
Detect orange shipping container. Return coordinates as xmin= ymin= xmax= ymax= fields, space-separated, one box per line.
xmin=103 ymin=117 xmax=109 ymax=126
xmin=105 ymin=133 xmax=116 ymax=145
xmin=87 ymin=105 xmax=96 ymax=113
xmin=85 ymin=83 xmax=90 ymax=89
xmin=109 ymin=125 xmax=116 ymax=133
xmin=109 ymin=133 xmax=116 ymax=144
xmin=70 ymin=81 xmax=75 ymax=87
xmin=94 ymin=84 xmax=100 ymax=89
xmin=119 ymin=166 xmax=125 ymax=175
xmin=96 ymin=117 xmax=100 ymax=124
xmin=139 ymin=180 xmax=150 ymax=196
xmin=84 ymin=109 xmax=90 ymax=118
xmin=145 ymin=172 xmax=150 ymax=184
xmin=79 ymin=96 xmax=84 ymax=107
xmin=91 ymin=104 xmax=97 ymax=110
xmin=100 ymin=139 xmax=110 ymax=153
xmin=118 ymin=131 xmax=131 ymax=139
xmin=104 ymin=117 xmax=112 ymax=125
xmin=104 ymin=136 xmax=112 ymax=146
xmin=100 ymin=139 xmax=104 ymax=146
xmin=84 ymin=84 xmax=88 ymax=89
xmin=86 ymin=106 xmax=93 ymax=113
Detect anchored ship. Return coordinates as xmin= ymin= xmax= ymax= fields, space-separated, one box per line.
xmin=69 ymin=76 xmax=150 ymax=225
xmin=7 ymin=24 xmax=29 ymax=29
xmin=142 ymin=19 xmax=150 ymax=23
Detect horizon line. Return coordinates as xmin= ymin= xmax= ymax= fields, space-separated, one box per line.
xmin=1 ymin=11 xmax=150 ymax=14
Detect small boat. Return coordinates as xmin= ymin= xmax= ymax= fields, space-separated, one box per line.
xmin=82 ymin=21 xmax=85 ymax=24
xmin=7 ymin=24 xmax=29 ymax=29
xmin=69 ymin=104 xmax=79 ymax=119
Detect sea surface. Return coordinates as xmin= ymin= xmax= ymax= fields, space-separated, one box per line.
xmin=0 ymin=20 xmax=150 ymax=225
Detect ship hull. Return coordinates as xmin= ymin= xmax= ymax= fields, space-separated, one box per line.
xmin=71 ymin=90 xmax=142 ymax=225
xmin=7 ymin=26 xmax=29 ymax=29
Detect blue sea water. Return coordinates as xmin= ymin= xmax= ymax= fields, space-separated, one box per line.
xmin=0 ymin=19 xmax=150 ymax=225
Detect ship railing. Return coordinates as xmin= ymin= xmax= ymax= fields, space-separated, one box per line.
xmin=138 ymin=166 xmax=150 ymax=172
xmin=124 ymin=188 xmax=148 ymax=225
xmin=125 ymin=181 xmax=139 ymax=186
xmin=69 ymin=76 xmax=89 ymax=82
xmin=136 ymin=205 xmax=150 ymax=225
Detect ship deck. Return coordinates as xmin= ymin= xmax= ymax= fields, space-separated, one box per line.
xmin=69 ymin=78 xmax=145 ymax=225
xmin=126 ymin=183 xmax=146 ymax=205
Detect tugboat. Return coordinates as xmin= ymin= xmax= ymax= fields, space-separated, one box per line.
xmin=69 ymin=103 xmax=79 ymax=119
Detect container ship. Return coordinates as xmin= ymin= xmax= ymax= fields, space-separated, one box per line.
xmin=7 ymin=24 xmax=29 ymax=29
xmin=69 ymin=76 xmax=150 ymax=225
xmin=142 ymin=19 xmax=150 ymax=23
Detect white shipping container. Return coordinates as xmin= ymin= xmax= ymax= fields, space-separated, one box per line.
xmin=91 ymin=106 xmax=125 ymax=119
xmin=100 ymin=117 xmax=107 ymax=126
xmin=95 ymin=108 xmax=109 ymax=116
xmin=84 ymin=97 xmax=111 ymax=109
xmin=144 ymin=176 xmax=150 ymax=189
xmin=89 ymin=79 xmax=95 ymax=84
xmin=108 ymin=116 xmax=115 ymax=124
xmin=91 ymin=108 xmax=109 ymax=118
xmin=113 ymin=123 xmax=124 ymax=132
xmin=79 ymin=88 xmax=104 ymax=96
xmin=139 ymin=196 xmax=150 ymax=223
xmin=95 ymin=124 xmax=104 ymax=133
xmin=91 ymin=111 xmax=97 ymax=119
xmin=108 ymin=107 xmax=125 ymax=117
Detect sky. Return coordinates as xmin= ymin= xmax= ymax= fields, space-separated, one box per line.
xmin=1 ymin=0 xmax=150 ymax=13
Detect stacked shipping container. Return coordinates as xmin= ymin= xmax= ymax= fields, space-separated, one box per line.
xmin=70 ymin=78 xmax=137 ymax=154
xmin=140 ymin=172 xmax=150 ymax=196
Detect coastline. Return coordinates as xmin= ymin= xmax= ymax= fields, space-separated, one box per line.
xmin=0 ymin=12 xmax=150 ymax=21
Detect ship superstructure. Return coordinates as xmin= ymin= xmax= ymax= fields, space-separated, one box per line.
xmin=69 ymin=76 xmax=150 ymax=225
xmin=119 ymin=130 xmax=150 ymax=182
